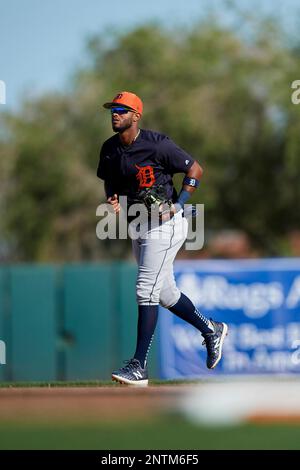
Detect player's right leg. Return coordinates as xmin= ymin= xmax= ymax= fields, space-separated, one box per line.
xmin=111 ymin=358 xmax=148 ymax=386
xmin=111 ymin=237 xmax=152 ymax=386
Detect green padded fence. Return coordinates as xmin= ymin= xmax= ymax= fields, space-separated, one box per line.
xmin=62 ymin=264 xmax=114 ymax=381
xmin=0 ymin=263 xmax=159 ymax=382
xmin=10 ymin=266 xmax=57 ymax=381
xmin=0 ymin=269 xmax=7 ymax=380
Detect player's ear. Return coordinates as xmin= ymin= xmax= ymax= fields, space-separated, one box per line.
xmin=133 ymin=112 xmax=141 ymax=122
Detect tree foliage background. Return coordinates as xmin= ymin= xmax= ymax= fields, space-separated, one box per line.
xmin=0 ymin=9 xmax=300 ymax=262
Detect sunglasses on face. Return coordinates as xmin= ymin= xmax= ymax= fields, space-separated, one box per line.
xmin=110 ymin=107 xmax=131 ymax=115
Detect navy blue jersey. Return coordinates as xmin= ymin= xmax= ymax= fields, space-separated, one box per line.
xmin=97 ymin=129 xmax=195 ymax=205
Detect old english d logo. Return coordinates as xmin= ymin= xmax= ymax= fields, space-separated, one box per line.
xmin=135 ymin=165 xmax=156 ymax=188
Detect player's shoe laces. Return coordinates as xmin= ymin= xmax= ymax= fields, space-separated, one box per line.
xmin=202 ymin=320 xmax=228 ymax=369
xmin=112 ymin=358 xmax=148 ymax=386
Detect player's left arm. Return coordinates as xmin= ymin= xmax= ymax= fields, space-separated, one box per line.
xmin=182 ymin=160 xmax=203 ymax=194
xmin=158 ymin=136 xmax=203 ymax=215
xmin=173 ymin=161 xmax=203 ymax=212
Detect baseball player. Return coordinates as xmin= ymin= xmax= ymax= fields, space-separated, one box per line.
xmin=97 ymin=91 xmax=228 ymax=386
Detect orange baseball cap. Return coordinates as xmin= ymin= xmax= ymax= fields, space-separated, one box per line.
xmin=103 ymin=91 xmax=143 ymax=115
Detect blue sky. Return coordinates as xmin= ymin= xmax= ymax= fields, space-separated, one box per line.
xmin=0 ymin=0 xmax=299 ymax=109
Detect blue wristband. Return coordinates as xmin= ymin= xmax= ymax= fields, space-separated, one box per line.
xmin=183 ymin=176 xmax=200 ymax=188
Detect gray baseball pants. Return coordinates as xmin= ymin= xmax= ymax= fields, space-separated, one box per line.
xmin=130 ymin=210 xmax=188 ymax=307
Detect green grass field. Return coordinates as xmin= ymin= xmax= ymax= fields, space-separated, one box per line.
xmin=0 ymin=379 xmax=199 ymax=387
xmin=0 ymin=417 xmax=299 ymax=450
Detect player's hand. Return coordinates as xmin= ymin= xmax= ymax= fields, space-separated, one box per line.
xmin=159 ymin=203 xmax=177 ymax=222
xmin=107 ymin=194 xmax=120 ymax=213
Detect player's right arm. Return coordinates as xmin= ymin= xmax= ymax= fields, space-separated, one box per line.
xmin=97 ymin=143 xmax=120 ymax=213
xmin=106 ymin=189 xmax=120 ymax=213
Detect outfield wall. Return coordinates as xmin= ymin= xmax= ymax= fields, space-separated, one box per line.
xmin=1 ymin=259 xmax=300 ymax=382
xmin=0 ymin=263 xmax=158 ymax=382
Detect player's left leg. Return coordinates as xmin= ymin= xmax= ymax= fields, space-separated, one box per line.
xmin=160 ymin=276 xmax=214 ymax=334
xmin=160 ymin=273 xmax=228 ymax=369
xmin=158 ymin=224 xmax=228 ymax=370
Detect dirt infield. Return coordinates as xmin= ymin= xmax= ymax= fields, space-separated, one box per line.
xmin=0 ymin=385 xmax=191 ymax=423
